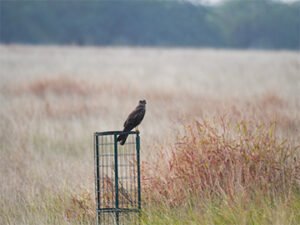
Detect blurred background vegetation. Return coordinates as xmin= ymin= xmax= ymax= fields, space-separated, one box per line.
xmin=1 ymin=0 xmax=299 ymax=49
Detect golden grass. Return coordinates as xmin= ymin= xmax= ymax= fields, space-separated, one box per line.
xmin=0 ymin=45 xmax=299 ymax=224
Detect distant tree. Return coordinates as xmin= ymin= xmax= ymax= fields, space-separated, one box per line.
xmin=210 ymin=0 xmax=300 ymax=49
xmin=0 ymin=0 xmax=299 ymax=49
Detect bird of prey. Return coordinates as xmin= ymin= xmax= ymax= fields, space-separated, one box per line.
xmin=117 ymin=100 xmax=146 ymax=145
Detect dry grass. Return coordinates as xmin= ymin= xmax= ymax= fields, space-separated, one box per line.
xmin=143 ymin=119 xmax=300 ymax=207
xmin=0 ymin=45 xmax=299 ymax=224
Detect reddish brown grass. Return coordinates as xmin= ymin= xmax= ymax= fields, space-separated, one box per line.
xmin=142 ymin=119 xmax=300 ymax=207
xmin=12 ymin=76 xmax=93 ymax=97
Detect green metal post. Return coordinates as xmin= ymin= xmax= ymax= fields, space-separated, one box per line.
xmin=136 ymin=132 xmax=142 ymax=210
xmin=114 ymin=134 xmax=120 ymax=225
xmin=94 ymin=133 xmax=100 ymax=225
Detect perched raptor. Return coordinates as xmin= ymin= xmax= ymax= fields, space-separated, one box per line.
xmin=117 ymin=100 xmax=146 ymax=145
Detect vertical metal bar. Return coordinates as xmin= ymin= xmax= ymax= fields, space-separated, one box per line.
xmin=122 ymin=142 xmax=125 ymax=208
xmin=109 ymin=135 xmax=112 ymax=223
xmin=94 ymin=133 xmax=97 ymax=224
xmin=102 ymin=136 xmax=105 ymax=210
xmin=136 ymin=132 xmax=142 ymax=210
xmin=110 ymin=135 xmax=113 ymax=209
xmin=131 ymin=134 xmax=136 ymax=208
xmin=114 ymin=134 xmax=119 ymax=225
xmin=125 ymin=139 xmax=129 ymax=208
xmin=94 ymin=133 xmax=100 ymax=225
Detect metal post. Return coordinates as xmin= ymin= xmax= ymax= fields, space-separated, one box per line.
xmin=94 ymin=133 xmax=100 ymax=224
xmin=114 ymin=134 xmax=119 ymax=225
xmin=136 ymin=132 xmax=142 ymax=211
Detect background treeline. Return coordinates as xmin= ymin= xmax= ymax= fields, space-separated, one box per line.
xmin=1 ymin=0 xmax=299 ymax=49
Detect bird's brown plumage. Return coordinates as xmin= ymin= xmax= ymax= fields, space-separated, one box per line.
xmin=117 ymin=100 xmax=146 ymax=145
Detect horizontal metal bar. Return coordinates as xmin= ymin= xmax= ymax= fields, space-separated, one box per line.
xmin=97 ymin=142 xmax=136 ymax=147
xmin=98 ymin=153 xmax=115 ymax=157
xmin=98 ymin=153 xmax=136 ymax=157
xmin=95 ymin=131 xmax=139 ymax=136
xmin=95 ymin=188 xmax=136 ymax=192
xmin=97 ymin=208 xmax=140 ymax=213
xmin=98 ymin=164 xmax=135 ymax=167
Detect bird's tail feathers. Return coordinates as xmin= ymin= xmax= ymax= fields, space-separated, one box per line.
xmin=119 ymin=134 xmax=128 ymax=145
xmin=117 ymin=129 xmax=130 ymax=145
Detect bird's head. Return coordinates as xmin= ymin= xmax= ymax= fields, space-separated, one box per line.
xmin=139 ymin=100 xmax=146 ymax=105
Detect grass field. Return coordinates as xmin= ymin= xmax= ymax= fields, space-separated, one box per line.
xmin=0 ymin=45 xmax=299 ymax=224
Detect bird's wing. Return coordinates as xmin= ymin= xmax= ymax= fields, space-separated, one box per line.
xmin=124 ymin=107 xmax=145 ymax=129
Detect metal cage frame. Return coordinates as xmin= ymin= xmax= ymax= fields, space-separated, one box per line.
xmin=94 ymin=131 xmax=141 ymax=225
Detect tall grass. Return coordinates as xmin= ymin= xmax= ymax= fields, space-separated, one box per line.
xmin=143 ymin=120 xmax=300 ymax=207
xmin=141 ymin=119 xmax=300 ymax=224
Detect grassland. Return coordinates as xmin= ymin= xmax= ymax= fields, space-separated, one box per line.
xmin=0 ymin=45 xmax=299 ymax=224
